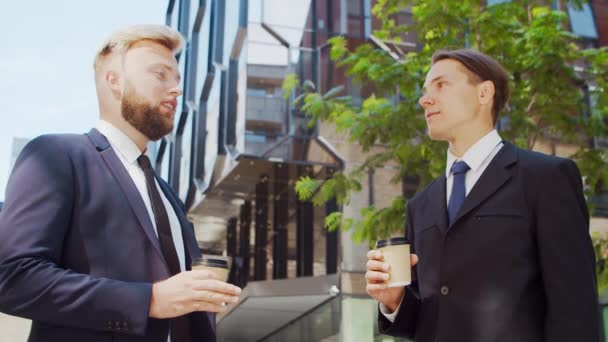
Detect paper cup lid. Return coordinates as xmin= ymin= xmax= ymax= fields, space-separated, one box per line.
xmin=376 ymin=237 xmax=408 ymax=248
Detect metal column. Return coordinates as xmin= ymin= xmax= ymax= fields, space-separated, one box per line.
xmin=226 ymin=217 xmax=238 ymax=284
xmin=273 ymin=163 xmax=289 ymax=279
xmin=238 ymin=201 xmax=252 ymax=286
xmin=296 ymin=166 xmax=314 ymax=276
xmin=325 ymin=167 xmax=338 ymax=274
xmin=254 ymin=175 xmax=269 ymax=280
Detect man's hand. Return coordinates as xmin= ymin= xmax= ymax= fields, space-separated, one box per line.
xmin=149 ymin=270 xmax=242 ymax=318
xmin=365 ymin=249 xmax=418 ymax=313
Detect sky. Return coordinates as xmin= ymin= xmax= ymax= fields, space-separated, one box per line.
xmin=0 ymin=0 xmax=168 ymax=201
xmin=0 ymin=0 xmax=310 ymax=202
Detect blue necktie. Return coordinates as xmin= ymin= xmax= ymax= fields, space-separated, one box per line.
xmin=447 ymin=160 xmax=470 ymax=226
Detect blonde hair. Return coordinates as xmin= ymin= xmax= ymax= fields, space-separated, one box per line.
xmin=93 ymin=24 xmax=184 ymax=73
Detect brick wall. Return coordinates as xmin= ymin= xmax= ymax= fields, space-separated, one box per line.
xmin=591 ymin=0 xmax=608 ymax=47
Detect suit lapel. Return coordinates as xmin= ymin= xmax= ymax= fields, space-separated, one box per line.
xmin=86 ymin=129 xmax=164 ymax=261
xmin=427 ymin=175 xmax=449 ymax=233
xmin=450 ymin=142 xmax=517 ymax=228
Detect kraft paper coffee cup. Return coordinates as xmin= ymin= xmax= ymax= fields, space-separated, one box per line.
xmin=192 ymin=257 xmax=230 ymax=282
xmin=376 ymin=237 xmax=411 ymax=287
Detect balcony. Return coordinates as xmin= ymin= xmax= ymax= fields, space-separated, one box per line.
xmin=244 ymin=133 xmax=291 ymax=158
xmin=246 ymin=92 xmax=287 ymax=133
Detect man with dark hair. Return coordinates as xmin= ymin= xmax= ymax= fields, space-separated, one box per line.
xmin=366 ymin=49 xmax=599 ymax=341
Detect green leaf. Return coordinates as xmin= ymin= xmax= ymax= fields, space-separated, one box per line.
xmin=324 ymin=212 xmax=343 ymax=232
xmin=281 ymin=74 xmax=299 ymax=100
xmin=531 ymin=6 xmax=550 ymax=19
xmin=329 ymin=36 xmax=348 ymax=60
xmin=294 ymin=176 xmax=319 ymax=201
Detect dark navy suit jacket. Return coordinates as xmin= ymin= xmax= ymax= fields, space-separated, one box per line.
xmin=0 ymin=129 xmax=215 ymax=341
xmin=379 ymin=142 xmax=599 ymax=342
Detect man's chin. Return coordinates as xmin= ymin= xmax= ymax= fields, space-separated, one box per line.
xmin=147 ymin=132 xmax=171 ymax=142
xmin=427 ymin=128 xmax=447 ymax=141
xmin=143 ymin=125 xmax=173 ymax=141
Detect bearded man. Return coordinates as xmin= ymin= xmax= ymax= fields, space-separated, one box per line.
xmin=0 ymin=25 xmax=240 ymax=342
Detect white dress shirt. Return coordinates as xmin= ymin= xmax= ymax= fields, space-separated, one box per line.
xmin=96 ymin=120 xmax=186 ymax=272
xmin=380 ymin=129 xmax=504 ymax=322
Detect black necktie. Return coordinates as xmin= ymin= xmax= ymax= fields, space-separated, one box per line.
xmin=137 ymin=155 xmax=191 ymax=342
xmin=447 ymin=160 xmax=470 ymax=226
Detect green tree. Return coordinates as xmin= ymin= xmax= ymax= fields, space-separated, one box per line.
xmin=287 ymin=0 xmax=608 ymax=285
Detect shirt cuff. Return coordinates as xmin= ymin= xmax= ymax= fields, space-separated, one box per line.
xmin=379 ymin=294 xmax=404 ymax=323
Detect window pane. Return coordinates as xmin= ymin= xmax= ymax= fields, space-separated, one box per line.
xmin=348 ymin=0 xmax=362 ymax=16
xmin=568 ymin=3 xmax=598 ymax=39
xmin=487 ymin=0 xmax=510 ymax=5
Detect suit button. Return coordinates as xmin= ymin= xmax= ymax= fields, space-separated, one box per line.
xmin=440 ymin=285 xmax=449 ymax=295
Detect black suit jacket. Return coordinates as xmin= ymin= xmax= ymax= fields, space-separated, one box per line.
xmin=0 ymin=129 xmax=215 ymax=342
xmin=379 ymin=142 xmax=599 ymax=342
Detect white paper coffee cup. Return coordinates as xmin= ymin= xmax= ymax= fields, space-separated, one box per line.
xmin=376 ymin=237 xmax=411 ymax=287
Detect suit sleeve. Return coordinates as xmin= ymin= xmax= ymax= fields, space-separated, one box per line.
xmin=378 ymin=201 xmax=421 ymax=339
xmin=534 ymin=159 xmax=600 ymax=342
xmin=0 ymin=136 xmax=152 ymax=335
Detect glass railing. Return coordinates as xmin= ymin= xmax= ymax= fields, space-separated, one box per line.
xmin=601 ymin=297 xmax=608 ymax=342
xmin=244 ymin=133 xmax=291 ymax=158
xmin=262 ymin=295 xmax=411 ymax=342
xmin=591 ymin=192 xmax=608 ymax=218
xmin=260 ymin=293 xmax=608 ymax=342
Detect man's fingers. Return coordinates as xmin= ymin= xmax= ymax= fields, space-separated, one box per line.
xmin=190 ymin=269 xmax=219 ymax=280
xmin=365 ymin=270 xmax=389 ymax=283
xmin=411 ymin=254 xmax=418 ymax=266
xmin=192 ymin=290 xmax=240 ymax=305
xmin=367 ymin=249 xmax=383 ymax=260
xmin=366 ymin=283 xmax=388 ymax=293
xmin=192 ymin=279 xmax=242 ymax=296
xmin=366 ymin=259 xmax=389 ymax=272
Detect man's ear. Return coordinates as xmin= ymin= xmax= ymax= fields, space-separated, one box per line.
xmin=105 ymin=70 xmax=122 ymax=98
xmin=478 ymin=80 xmax=495 ymax=106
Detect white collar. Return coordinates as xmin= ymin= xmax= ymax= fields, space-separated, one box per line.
xmin=95 ymin=120 xmax=146 ymax=164
xmin=445 ymin=129 xmax=502 ymax=177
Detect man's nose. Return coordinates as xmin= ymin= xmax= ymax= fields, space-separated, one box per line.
xmin=169 ymin=83 xmax=183 ymax=97
xmin=418 ymin=93 xmax=433 ymax=108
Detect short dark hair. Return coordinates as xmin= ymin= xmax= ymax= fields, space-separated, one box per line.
xmin=431 ymin=49 xmax=510 ymax=124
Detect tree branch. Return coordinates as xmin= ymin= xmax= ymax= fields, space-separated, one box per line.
xmin=526 ymin=92 xmax=538 ymax=113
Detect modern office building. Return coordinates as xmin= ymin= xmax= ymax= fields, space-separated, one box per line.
xmin=156 ymin=1 xmax=607 ymax=341
xmin=156 ymin=1 xmax=349 ymax=340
